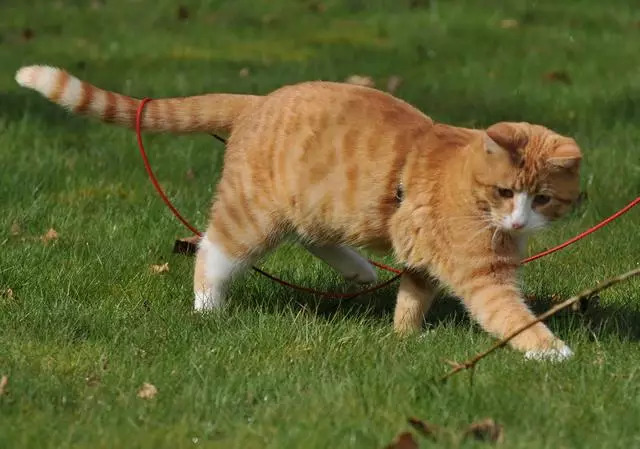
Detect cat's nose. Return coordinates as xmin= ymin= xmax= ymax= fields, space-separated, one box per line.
xmin=512 ymin=221 xmax=525 ymax=230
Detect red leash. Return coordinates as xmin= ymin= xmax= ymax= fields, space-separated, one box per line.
xmin=136 ymin=99 xmax=202 ymax=237
xmin=521 ymin=196 xmax=640 ymax=264
xmin=135 ymin=98 xmax=639 ymax=298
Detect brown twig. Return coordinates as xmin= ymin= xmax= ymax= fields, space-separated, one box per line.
xmin=440 ymin=267 xmax=640 ymax=382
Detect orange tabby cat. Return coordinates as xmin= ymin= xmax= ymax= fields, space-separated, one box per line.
xmin=16 ymin=65 xmax=582 ymax=360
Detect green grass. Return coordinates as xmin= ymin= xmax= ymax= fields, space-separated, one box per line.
xmin=1 ymin=0 xmax=640 ymax=447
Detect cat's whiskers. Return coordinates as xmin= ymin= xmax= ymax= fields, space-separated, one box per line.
xmin=452 ymin=221 xmax=495 ymax=248
xmin=490 ymin=228 xmax=502 ymax=251
xmin=434 ymin=213 xmax=494 ymax=231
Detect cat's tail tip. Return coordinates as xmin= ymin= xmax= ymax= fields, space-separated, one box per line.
xmin=15 ymin=66 xmax=36 ymax=87
xmin=16 ymin=65 xmax=91 ymax=114
xmin=16 ymin=65 xmax=53 ymax=89
xmin=16 ymin=65 xmax=75 ymax=103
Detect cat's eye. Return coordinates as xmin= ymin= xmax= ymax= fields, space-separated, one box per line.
xmin=533 ymin=194 xmax=551 ymax=206
xmin=496 ymin=187 xmax=514 ymax=198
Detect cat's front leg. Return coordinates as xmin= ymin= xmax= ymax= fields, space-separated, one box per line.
xmin=453 ymin=270 xmax=573 ymax=361
xmin=393 ymin=270 xmax=438 ymax=334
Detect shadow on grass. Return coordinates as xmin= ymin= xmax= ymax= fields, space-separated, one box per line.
xmin=233 ymin=273 xmax=640 ymax=343
xmin=0 ymin=91 xmax=87 ymax=131
xmin=527 ymin=296 xmax=640 ymax=343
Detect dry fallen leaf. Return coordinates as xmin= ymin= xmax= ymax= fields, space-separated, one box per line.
xmin=345 ymin=74 xmax=375 ymax=88
xmin=150 ymin=263 xmax=169 ymax=274
xmin=177 ymin=5 xmax=189 ymax=20
xmin=21 ymin=28 xmax=35 ymax=41
xmin=384 ymin=432 xmax=418 ymax=449
xmin=10 ymin=222 xmax=21 ymax=236
xmin=239 ymin=67 xmax=250 ymax=77
xmin=1 ymin=288 xmax=14 ymax=299
xmin=0 ymin=375 xmax=8 ymax=396
xmin=464 ymin=418 xmax=504 ymax=444
xmin=500 ymin=19 xmax=519 ymax=29
xmin=386 ymin=75 xmax=402 ymax=94
xmin=85 ymin=374 xmax=100 ymax=387
xmin=543 ymin=70 xmax=572 ymax=85
xmin=408 ymin=417 xmax=439 ymax=441
xmin=137 ymin=382 xmax=158 ymax=399
xmin=41 ymin=228 xmax=59 ymax=244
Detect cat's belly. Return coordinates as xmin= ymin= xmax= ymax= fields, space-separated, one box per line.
xmin=287 ymin=194 xmax=394 ymax=251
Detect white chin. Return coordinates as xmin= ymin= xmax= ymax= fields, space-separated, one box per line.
xmin=505 ymin=228 xmax=532 ymax=235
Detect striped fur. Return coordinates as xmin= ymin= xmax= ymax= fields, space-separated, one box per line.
xmin=16 ymin=65 xmax=583 ymax=358
xmin=15 ymin=65 xmax=260 ymax=133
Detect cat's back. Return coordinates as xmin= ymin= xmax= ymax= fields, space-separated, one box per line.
xmin=264 ymin=80 xmax=432 ymax=130
xmin=226 ymin=81 xmax=434 ymax=245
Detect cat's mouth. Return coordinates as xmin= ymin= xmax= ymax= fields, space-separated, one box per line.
xmin=500 ymin=225 xmax=528 ymax=235
xmin=497 ymin=220 xmax=547 ymax=235
xmin=488 ymin=214 xmax=538 ymax=235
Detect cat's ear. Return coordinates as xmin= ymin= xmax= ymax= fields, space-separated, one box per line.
xmin=486 ymin=122 xmax=529 ymax=154
xmin=548 ymin=138 xmax=582 ymax=171
xmin=482 ymin=134 xmax=503 ymax=155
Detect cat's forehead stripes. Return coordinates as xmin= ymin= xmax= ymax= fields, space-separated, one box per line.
xmin=513 ymin=169 xmax=543 ymax=193
xmin=505 ymin=126 xmax=575 ymax=193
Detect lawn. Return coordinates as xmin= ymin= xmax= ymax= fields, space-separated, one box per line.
xmin=1 ymin=0 xmax=640 ymax=448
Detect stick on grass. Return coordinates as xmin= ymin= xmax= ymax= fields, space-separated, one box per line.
xmin=440 ymin=267 xmax=640 ymax=382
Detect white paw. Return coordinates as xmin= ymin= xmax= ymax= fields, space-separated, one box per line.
xmin=194 ymin=290 xmax=224 ymax=312
xmin=304 ymin=244 xmax=378 ymax=284
xmin=343 ymin=263 xmax=378 ymax=284
xmin=525 ymin=344 xmax=573 ymax=362
xmin=341 ymin=257 xmax=378 ymax=284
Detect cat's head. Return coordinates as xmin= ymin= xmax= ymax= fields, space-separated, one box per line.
xmin=469 ymin=122 xmax=582 ymax=234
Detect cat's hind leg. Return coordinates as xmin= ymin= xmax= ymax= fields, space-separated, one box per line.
xmin=193 ymin=233 xmax=242 ymax=311
xmin=304 ymin=244 xmax=377 ymax=284
xmin=193 ymin=194 xmax=284 ymax=311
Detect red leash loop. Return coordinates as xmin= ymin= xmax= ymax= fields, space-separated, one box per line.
xmin=136 ymin=98 xmax=401 ymax=298
xmin=521 ymin=196 xmax=640 ymax=264
xmin=252 ymin=266 xmax=402 ymax=299
xmin=135 ymin=98 xmax=639 ymax=297
xmin=136 ymin=98 xmax=203 ymax=237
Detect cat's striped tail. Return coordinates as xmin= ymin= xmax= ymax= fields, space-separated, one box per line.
xmin=15 ymin=65 xmax=261 ymax=133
